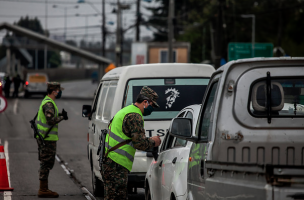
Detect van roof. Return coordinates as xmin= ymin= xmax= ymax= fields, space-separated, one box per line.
xmin=101 ymin=63 xmax=215 ymax=81
xmin=27 ymin=72 xmax=48 ymax=76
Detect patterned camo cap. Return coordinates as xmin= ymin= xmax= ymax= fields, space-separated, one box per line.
xmin=140 ymin=86 xmax=160 ymax=108
xmin=47 ymin=82 xmax=64 ymax=91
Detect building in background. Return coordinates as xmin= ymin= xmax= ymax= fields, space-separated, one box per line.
xmin=131 ymin=42 xmax=190 ymax=65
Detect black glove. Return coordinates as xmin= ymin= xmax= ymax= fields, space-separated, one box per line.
xmin=62 ymin=109 xmax=68 ymax=120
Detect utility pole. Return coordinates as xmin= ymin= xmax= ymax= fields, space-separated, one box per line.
xmin=167 ymin=0 xmax=174 ymax=63
xmin=214 ymin=0 xmax=223 ymax=68
xmin=115 ymin=0 xmax=121 ymax=67
xmin=136 ymin=0 xmax=141 ymax=41
xmin=102 ymin=0 xmax=106 ymax=58
xmin=44 ymin=0 xmax=48 ymax=69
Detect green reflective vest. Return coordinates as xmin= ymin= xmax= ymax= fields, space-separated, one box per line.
xmin=36 ymin=96 xmax=59 ymax=141
xmin=105 ymin=104 xmax=143 ymax=171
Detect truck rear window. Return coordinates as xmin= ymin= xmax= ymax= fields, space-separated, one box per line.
xmin=124 ymin=78 xmax=209 ymax=120
xmin=29 ymin=75 xmax=47 ymax=83
xmin=249 ymin=78 xmax=304 ymax=117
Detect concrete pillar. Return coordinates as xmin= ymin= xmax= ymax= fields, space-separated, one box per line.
xmin=6 ymin=48 xmax=11 ymax=75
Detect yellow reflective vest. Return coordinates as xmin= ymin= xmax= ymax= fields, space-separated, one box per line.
xmin=36 ymin=96 xmax=59 ymax=141
xmin=105 ymin=104 xmax=143 ymax=171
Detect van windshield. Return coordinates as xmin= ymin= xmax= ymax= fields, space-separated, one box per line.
xmin=124 ymin=78 xmax=209 ymax=120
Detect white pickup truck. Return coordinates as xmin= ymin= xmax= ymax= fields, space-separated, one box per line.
xmin=166 ymin=57 xmax=304 ymax=200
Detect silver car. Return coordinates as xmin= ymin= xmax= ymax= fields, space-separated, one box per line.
xmin=145 ymin=104 xmax=201 ymax=200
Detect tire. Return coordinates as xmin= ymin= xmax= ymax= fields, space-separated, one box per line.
xmin=91 ymin=169 xmax=104 ymax=197
xmin=145 ymin=183 xmax=152 ymax=200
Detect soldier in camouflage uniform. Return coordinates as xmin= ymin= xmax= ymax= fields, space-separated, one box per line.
xmin=102 ymin=86 xmax=162 ymax=200
xmin=37 ymin=82 xmax=68 ymax=198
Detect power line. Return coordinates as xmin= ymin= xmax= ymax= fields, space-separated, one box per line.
xmin=0 ymin=0 xmax=138 ymax=4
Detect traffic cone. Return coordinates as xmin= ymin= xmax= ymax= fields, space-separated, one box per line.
xmin=0 ymin=145 xmax=14 ymax=191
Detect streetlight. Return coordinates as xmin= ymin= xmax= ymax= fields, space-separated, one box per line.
xmin=75 ymin=13 xmax=98 ymax=39
xmin=241 ymin=14 xmax=255 ymax=58
xmin=53 ymin=4 xmax=79 ymax=41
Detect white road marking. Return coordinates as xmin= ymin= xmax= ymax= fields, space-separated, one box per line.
xmin=13 ymin=99 xmax=18 ymax=114
xmin=4 ymin=140 xmax=12 ymax=200
xmin=55 ymin=155 xmax=96 ymax=200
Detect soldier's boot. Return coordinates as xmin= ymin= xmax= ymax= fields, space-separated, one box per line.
xmin=38 ymin=180 xmax=59 ymax=198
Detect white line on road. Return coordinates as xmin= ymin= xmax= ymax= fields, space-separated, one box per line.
xmin=55 ymin=155 xmax=96 ymax=200
xmin=13 ymin=99 xmax=18 ymax=114
xmin=4 ymin=140 xmax=12 ymax=200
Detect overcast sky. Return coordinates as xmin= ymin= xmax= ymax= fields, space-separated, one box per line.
xmin=0 ymin=0 xmax=159 ymax=45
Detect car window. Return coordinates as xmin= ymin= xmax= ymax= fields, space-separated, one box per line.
xmin=102 ymin=81 xmax=118 ymax=121
xmin=249 ymin=78 xmax=304 ymax=117
xmin=199 ymin=81 xmax=219 ymax=140
xmin=28 ymin=75 xmax=47 ymax=83
xmin=124 ymin=78 xmax=209 ymax=120
xmin=177 ymin=111 xmax=186 ymax=118
xmin=185 ymin=111 xmax=193 ymax=119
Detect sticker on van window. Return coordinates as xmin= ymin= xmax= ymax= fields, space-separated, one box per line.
xmin=133 ymin=85 xmax=207 ymax=111
xmin=165 ymin=88 xmax=180 ymax=109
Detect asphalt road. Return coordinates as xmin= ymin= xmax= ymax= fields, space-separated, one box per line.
xmin=0 ymin=80 xmax=145 ymax=200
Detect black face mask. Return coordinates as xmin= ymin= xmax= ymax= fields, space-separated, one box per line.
xmin=56 ymin=90 xmax=62 ymax=99
xmin=143 ymin=101 xmax=154 ymax=116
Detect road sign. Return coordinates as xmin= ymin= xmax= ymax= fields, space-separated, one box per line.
xmin=228 ymin=43 xmax=273 ymax=61
xmin=0 ymin=96 xmax=7 ymax=113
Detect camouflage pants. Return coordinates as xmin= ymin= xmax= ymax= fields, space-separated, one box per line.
xmin=37 ymin=140 xmax=57 ymax=180
xmin=102 ymin=158 xmax=128 ymax=200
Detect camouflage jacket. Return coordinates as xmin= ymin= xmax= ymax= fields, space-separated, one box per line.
xmin=121 ymin=112 xmax=155 ymax=151
xmin=42 ymin=102 xmax=64 ymax=126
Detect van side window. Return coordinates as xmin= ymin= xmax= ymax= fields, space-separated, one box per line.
xmin=96 ymin=81 xmax=110 ymax=120
xmin=102 ymin=81 xmax=118 ymax=121
xmin=199 ymin=82 xmax=218 ymax=140
xmin=91 ymin=83 xmax=102 ymax=114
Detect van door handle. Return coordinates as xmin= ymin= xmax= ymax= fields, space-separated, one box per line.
xmin=159 ymin=160 xmax=163 ymax=167
xmin=172 ymin=157 xmax=177 ymax=164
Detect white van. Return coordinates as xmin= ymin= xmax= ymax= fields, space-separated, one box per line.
xmin=82 ymin=63 xmax=215 ymax=197
xmin=24 ymin=72 xmax=49 ymax=98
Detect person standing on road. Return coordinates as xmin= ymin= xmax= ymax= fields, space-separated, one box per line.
xmin=12 ymin=74 xmax=23 ymax=98
xmin=36 ymin=82 xmax=68 ymax=198
xmin=102 ymin=86 xmax=162 ymax=200
xmin=4 ymin=75 xmax=11 ymax=98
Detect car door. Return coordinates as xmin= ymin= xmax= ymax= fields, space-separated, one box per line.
xmin=187 ymin=79 xmax=220 ymax=200
xmin=169 ymin=110 xmax=194 ymax=199
xmin=150 ymin=111 xmax=186 ymax=200
xmin=161 ymin=111 xmax=192 ymax=200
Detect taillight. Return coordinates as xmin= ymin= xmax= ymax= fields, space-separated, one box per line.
xmin=25 ymin=81 xmax=29 ymax=85
xmin=87 ymin=133 xmax=89 ymax=142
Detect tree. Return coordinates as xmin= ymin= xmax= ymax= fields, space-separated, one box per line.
xmin=146 ymin=0 xmax=304 ymax=67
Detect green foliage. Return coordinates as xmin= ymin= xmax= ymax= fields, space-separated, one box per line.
xmin=147 ymin=0 xmax=304 ymax=64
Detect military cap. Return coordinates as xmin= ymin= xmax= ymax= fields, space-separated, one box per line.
xmin=47 ymin=82 xmax=64 ymax=91
xmin=140 ymin=86 xmax=160 ymax=108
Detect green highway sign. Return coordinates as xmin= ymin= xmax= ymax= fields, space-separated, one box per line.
xmin=228 ymin=43 xmax=273 ymax=61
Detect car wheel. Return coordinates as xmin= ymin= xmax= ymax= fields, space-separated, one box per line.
xmin=145 ymin=184 xmax=152 ymax=200
xmin=92 ymin=169 xmax=104 ymax=197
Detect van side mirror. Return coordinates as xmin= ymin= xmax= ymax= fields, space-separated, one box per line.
xmin=169 ymin=118 xmax=192 ymax=139
xmin=82 ymin=105 xmax=92 ymax=118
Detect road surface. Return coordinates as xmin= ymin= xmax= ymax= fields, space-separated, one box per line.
xmin=0 ymin=80 xmax=145 ymax=200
